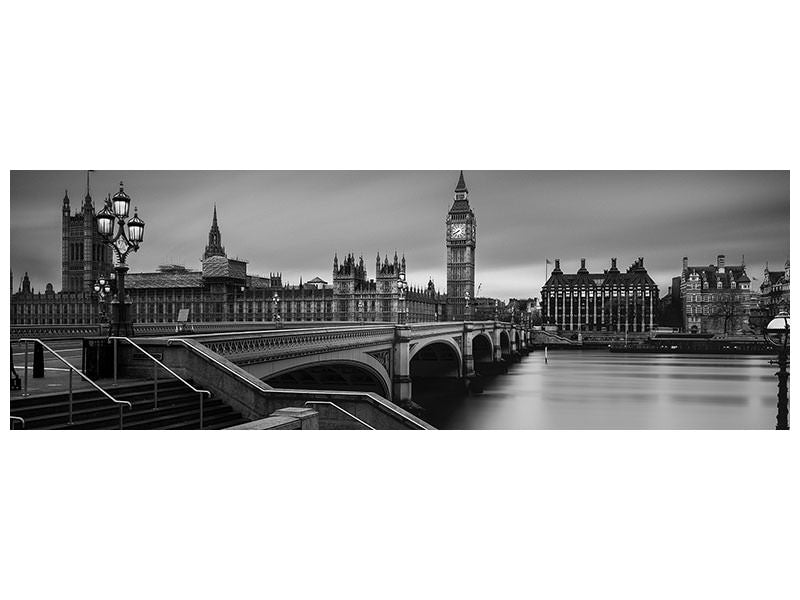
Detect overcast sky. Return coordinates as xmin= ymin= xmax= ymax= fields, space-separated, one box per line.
xmin=10 ymin=171 xmax=790 ymax=300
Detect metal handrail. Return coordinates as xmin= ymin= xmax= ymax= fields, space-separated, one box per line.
xmin=10 ymin=416 xmax=25 ymax=430
xmin=109 ymin=336 xmax=211 ymax=430
xmin=167 ymin=337 xmax=431 ymax=429
xmin=304 ymin=401 xmax=375 ymax=430
xmin=18 ymin=338 xmax=132 ymax=429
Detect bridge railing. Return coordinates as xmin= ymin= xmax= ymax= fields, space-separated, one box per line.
xmin=174 ymin=325 xmax=398 ymax=364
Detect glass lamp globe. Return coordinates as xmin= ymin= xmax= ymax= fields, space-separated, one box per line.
xmin=127 ymin=208 xmax=145 ymax=243
xmin=93 ymin=283 xmax=101 ymax=293
xmin=111 ymin=182 xmax=131 ymax=218
xmin=96 ymin=205 xmax=115 ymax=237
xmin=765 ymin=311 xmax=790 ymax=347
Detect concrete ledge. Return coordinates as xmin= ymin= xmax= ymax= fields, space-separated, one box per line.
xmin=225 ymin=407 xmax=319 ymax=430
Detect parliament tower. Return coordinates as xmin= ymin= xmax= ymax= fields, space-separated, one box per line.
xmin=61 ymin=171 xmax=113 ymax=292
xmin=446 ymin=171 xmax=476 ymax=320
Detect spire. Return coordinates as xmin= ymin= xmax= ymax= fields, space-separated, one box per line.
xmin=84 ymin=170 xmax=95 ymax=205
xmin=203 ymin=204 xmax=226 ymax=259
xmin=455 ymin=170 xmax=468 ymax=193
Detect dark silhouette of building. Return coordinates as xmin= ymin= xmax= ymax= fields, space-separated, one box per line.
xmin=541 ymin=257 xmax=659 ymax=332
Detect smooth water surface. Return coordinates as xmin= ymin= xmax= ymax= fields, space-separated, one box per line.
xmin=421 ymin=350 xmax=779 ymax=430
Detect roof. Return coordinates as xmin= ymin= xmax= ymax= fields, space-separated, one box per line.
xmin=306 ymin=277 xmax=328 ymax=284
xmin=202 ymin=256 xmax=246 ymax=280
xmin=685 ymin=264 xmax=748 ymax=288
xmin=544 ymin=259 xmax=657 ymax=289
xmin=126 ymin=271 xmax=203 ymax=289
xmin=455 ymin=170 xmax=468 ymax=193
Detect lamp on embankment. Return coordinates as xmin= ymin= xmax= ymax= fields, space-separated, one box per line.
xmin=764 ymin=311 xmax=790 ymax=430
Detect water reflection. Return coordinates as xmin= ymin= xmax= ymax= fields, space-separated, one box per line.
xmin=414 ymin=350 xmax=777 ymax=430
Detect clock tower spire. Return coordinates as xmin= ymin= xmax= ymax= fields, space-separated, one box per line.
xmin=446 ymin=170 xmax=476 ymax=321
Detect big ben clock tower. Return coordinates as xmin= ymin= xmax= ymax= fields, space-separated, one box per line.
xmin=446 ymin=171 xmax=476 ymax=321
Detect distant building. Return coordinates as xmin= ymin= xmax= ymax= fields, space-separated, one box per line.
xmin=332 ymin=252 xmax=445 ymax=322
xmin=541 ymin=258 xmax=659 ymax=332
xmin=760 ymin=259 xmax=790 ymax=316
xmin=679 ymin=255 xmax=753 ymax=335
xmin=12 ymin=201 xmax=445 ymax=326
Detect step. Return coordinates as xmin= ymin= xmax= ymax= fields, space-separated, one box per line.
xmin=11 ymin=380 xmax=187 ymax=411
xmin=15 ymin=391 xmax=204 ymax=428
xmin=12 ymin=388 xmax=198 ymax=422
xmin=47 ymin=401 xmax=238 ymax=430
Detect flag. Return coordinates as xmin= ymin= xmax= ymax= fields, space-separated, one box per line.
xmin=546 ymin=259 xmax=553 ymax=265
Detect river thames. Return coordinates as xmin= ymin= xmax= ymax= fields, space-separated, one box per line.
xmin=419 ymin=350 xmax=780 ymax=430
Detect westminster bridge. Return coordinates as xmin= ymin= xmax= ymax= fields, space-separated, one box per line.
xmin=12 ymin=320 xmax=533 ymax=429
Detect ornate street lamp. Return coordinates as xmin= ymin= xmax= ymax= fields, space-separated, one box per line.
xmin=91 ymin=274 xmax=115 ymax=324
xmin=397 ymin=271 xmax=408 ymax=325
xmin=357 ymin=299 xmax=365 ymax=323
xmin=96 ymin=182 xmax=145 ymax=337
xmin=464 ymin=290 xmax=472 ymax=322
xmin=765 ymin=311 xmax=790 ymax=430
xmin=273 ymin=292 xmax=282 ymax=329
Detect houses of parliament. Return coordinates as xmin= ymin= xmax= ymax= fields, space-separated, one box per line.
xmin=11 ymin=172 xmax=483 ymax=328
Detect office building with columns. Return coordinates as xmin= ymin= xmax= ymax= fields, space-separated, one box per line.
xmin=541 ymin=258 xmax=660 ymax=332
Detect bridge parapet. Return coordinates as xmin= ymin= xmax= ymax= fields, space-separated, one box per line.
xmin=185 ymin=325 xmax=397 ymax=365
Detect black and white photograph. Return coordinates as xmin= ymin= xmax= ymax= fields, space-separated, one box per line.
xmin=3 ymin=2 xmax=796 ymax=600
xmin=8 ymin=169 xmax=791 ymax=430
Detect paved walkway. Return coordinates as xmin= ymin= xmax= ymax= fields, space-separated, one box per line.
xmin=10 ymin=340 xmax=147 ymax=399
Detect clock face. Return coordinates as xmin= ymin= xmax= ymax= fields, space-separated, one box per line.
xmin=450 ymin=224 xmax=467 ymax=239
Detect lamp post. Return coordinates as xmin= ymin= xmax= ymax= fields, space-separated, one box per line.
xmin=273 ymin=292 xmax=282 ymax=329
xmin=765 ymin=311 xmax=790 ymax=430
xmin=96 ymin=182 xmax=145 ymax=337
xmin=358 ymin=300 xmax=364 ymax=324
xmin=397 ymin=271 xmax=408 ymax=325
xmin=494 ymin=299 xmax=499 ymax=321
xmin=464 ymin=290 xmax=471 ymax=322
xmin=91 ymin=274 xmax=115 ymax=326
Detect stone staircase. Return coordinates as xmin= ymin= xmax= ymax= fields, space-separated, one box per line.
xmin=10 ymin=380 xmax=247 ymax=430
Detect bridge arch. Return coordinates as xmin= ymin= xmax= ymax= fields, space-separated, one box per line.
xmin=499 ymin=330 xmax=511 ymax=359
xmin=472 ymin=332 xmax=494 ymax=373
xmin=409 ymin=339 xmax=462 ymax=379
xmin=263 ymin=359 xmax=391 ymax=399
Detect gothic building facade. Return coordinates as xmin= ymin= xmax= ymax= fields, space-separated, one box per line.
xmin=332 ymin=252 xmax=445 ymax=323
xmin=541 ymin=258 xmax=660 ymax=332
xmin=61 ymin=173 xmax=113 ymax=292
xmin=12 ymin=194 xmax=449 ymax=327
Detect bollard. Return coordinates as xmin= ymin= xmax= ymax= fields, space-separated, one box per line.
xmin=33 ymin=341 xmax=45 ymax=379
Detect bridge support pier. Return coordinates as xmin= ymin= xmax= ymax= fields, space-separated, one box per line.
xmin=392 ymin=325 xmax=412 ymax=404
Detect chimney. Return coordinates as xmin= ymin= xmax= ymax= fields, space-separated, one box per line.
xmin=611 ymin=258 xmax=617 ymax=270
xmin=717 ymin=254 xmax=725 ymax=270
xmin=580 ymin=258 xmax=586 ymax=270
xmin=639 ymin=257 xmax=644 ymax=267
xmin=554 ymin=259 xmax=561 ymax=271
xmin=682 ymin=257 xmax=688 ymax=271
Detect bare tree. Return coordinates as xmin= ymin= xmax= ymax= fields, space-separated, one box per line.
xmin=710 ymin=293 xmax=745 ymax=335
